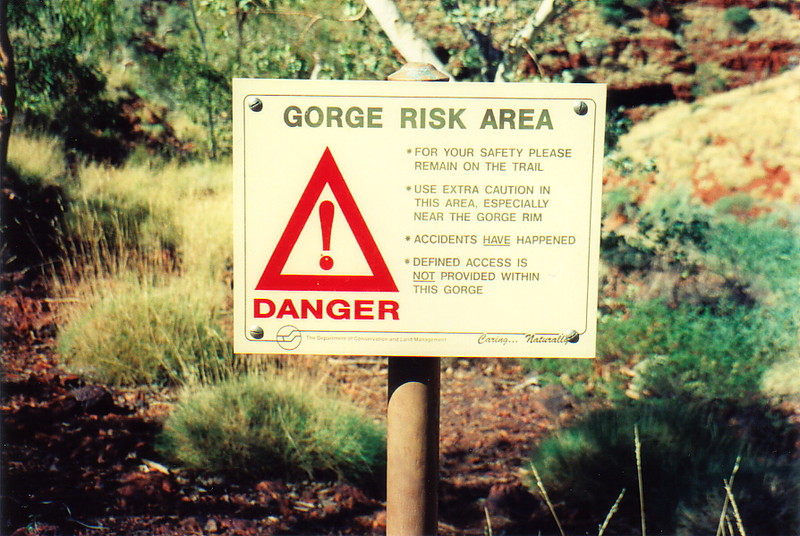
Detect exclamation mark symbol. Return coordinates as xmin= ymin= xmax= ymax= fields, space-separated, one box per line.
xmin=319 ymin=200 xmax=334 ymax=270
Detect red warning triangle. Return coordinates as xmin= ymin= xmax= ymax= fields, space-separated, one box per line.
xmin=256 ymin=148 xmax=397 ymax=292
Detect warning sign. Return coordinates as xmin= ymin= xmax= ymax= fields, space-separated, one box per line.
xmin=256 ymin=147 xmax=397 ymax=292
xmin=234 ymin=79 xmax=606 ymax=358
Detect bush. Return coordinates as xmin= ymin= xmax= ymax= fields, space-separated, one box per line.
xmin=527 ymin=401 xmax=799 ymax=534
xmin=598 ymin=299 xmax=796 ymax=401
xmin=604 ymin=107 xmax=633 ymax=156
xmin=157 ymin=374 xmax=386 ymax=482
xmin=598 ymin=0 xmax=654 ymax=26
xmin=58 ymin=277 xmax=231 ymax=385
xmin=601 ymin=192 xmax=711 ymax=272
xmin=706 ymin=214 xmax=800 ymax=301
xmin=762 ymin=356 xmax=800 ymax=403
xmin=724 ymin=6 xmax=756 ymax=33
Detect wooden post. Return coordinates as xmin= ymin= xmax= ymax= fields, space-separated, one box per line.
xmin=387 ymin=357 xmax=440 ymax=535
xmin=386 ymin=62 xmax=448 ymax=536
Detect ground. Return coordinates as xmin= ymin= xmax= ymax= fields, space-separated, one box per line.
xmin=1 ymin=271 xmax=583 ymax=536
xmin=4 ymin=4 xmax=798 ymax=533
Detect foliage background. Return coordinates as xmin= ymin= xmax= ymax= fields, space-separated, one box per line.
xmin=2 ymin=0 xmax=799 ymax=533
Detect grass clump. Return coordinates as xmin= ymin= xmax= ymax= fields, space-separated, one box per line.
xmin=598 ymin=0 xmax=654 ymax=26
xmin=724 ymin=7 xmax=756 ymax=33
xmin=599 ymin=298 xmax=796 ymax=401
xmin=526 ymin=401 xmax=799 ymax=535
xmin=63 ymin=195 xmax=181 ymax=269
xmin=157 ymin=374 xmax=386 ymax=482
xmin=58 ymin=276 xmax=231 ymax=386
xmin=53 ymin=156 xmax=235 ymax=386
xmin=761 ymin=356 xmax=800 ymax=403
xmin=7 ymin=130 xmax=68 ymax=187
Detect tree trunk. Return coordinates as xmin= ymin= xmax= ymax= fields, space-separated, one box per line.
xmin=364 ymin=0 xmax=450 ymax=78
xmin=188 ymin=0 xmax=218 ymax=159
xmin=0 ymin=0 xmax=16 ymax=176
xmin=495 ymin=0 xmax=562 ymax=82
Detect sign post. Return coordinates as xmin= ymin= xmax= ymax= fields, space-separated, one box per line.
xmin=233 ymin=67 xmax=606 ymax=536
xmin=385 ymin=63 xmax=448 ymax=536
xmin=387 ymin=355 xmax=440 ymax=535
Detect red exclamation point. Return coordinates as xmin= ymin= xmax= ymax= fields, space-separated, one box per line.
xmin=319 ymin=200 xmax=334 ymax=270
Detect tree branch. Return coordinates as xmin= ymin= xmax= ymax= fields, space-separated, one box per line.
xmin=495 ymin=0 xmax=572 ymax=82
xmin=363 ymin=0 xmax=450 ymax=78
xmin=0 ymin=0 xmax=16 ymax=174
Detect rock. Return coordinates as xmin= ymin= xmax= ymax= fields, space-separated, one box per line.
xmin=530 ymin=384 xmax=576 ymax=420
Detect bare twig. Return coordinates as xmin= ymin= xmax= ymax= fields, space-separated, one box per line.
xmin=724 ymin=477 xmax=747 ymax=536
xmin=522 ymin=44 xmax=546 ymax=79
xmin=339 ymin=3 xmax=368 ymax=22
xmin=483 ymin=505 xmax=494 ymax=536
xmin=529 ymin=462 xmax=566 ymax=536
xmin=716 ymin=456 xmax=742 ymax=536
xmin=598 ymin=488 xmax=626 ymax=536
xmin=297 ymin=14 xmax=323 ymax=43
xmin=635 ymin=425 xmax=646 ymax=536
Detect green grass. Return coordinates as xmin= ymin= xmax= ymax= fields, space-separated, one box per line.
xmin=157 ymin=373 xmax=386 ymax=482
xmin=724 ymin=6 xmax=756 ymax=33
xmin=595 ymin=186 xmax=800 ymax=402
xmin=58 ymin=275 xmax=232 ymax=386
xmin=598 ymin=298 xmax=797 ymax=401
xmin=705 ymin=213 xmax=800 ymax=302
xmin=527 ymin=401 xmax=799 ymax=535
xmin=51 ymin=155 xmax=235 ymax=385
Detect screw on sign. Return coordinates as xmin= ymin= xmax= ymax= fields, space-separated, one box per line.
xmin=247 ymin=96 xmax=263 ymax=112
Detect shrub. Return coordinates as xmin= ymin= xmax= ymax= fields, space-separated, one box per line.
xmin=157 ymin=374 xmax=386 ymax=482
xmin=604 ymin=107 xmax=633 ymax=156
xmin=761 ymin=356 xmax=800 ymax=403
xmin=724 ymin=6 xmax=756 ymax=33
xmin=58 ymin=277 xmax=231 ymax=385
xmin=705 ymin=214 xmax=800 ymax=301
xmin=527 ymin=401 xmax=799 ymax=534
xmin=598 ymin=0 xmax=654 ymax=26
xmin=598 ymin=298 xmax=796 ymax=401
xmin=601 ymin=192 xmax=711 ymax=272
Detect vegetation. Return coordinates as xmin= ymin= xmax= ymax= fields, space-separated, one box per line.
xmin=598 ymin=0 xmax=653 ymax=27
xmin=57 ymin=275 xmax=232 ymax=386
xmin=527 ymin=401 xmax=799 ymax=534
xmin=599 ymin=298 xmax=797 ymax=401
xmin=725 ymin=6 xmax=756 ymax=34
xmin=2 ymin=0 xmax=799 ymax=530
xmin=158 ymin=373 xmax=386 ymax=482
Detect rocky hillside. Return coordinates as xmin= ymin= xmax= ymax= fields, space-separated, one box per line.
xmin=616 ymin=66 xmax=799 ymax=208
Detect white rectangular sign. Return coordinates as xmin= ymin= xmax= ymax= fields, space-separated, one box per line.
xmin=234 ymin=79 xmax=605 ymax=357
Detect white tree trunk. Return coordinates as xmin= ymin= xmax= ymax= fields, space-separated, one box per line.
xmin=495 ymin=0 xmax=557 ymax=82
xmin=364 ymin=0 xmax=450 ymax=77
